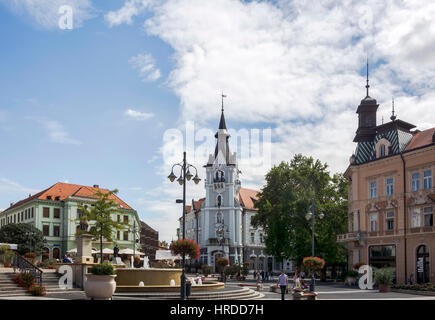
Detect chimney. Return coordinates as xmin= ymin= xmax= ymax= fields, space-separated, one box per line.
xmin=93 ymin=184 xmax=99 ymax=188
xmin=10 ymin=202 xmax=14 ymax=207
xmin=432 ymin=131 xmax=435 ymax=143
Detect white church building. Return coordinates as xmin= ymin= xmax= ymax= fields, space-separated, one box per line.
xmin=177 ymin=106 xmax=293 ymax=274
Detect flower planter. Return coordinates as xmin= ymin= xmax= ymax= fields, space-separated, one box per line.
xmin=84 ymin=274 xmax=117 ymax=300
xmin=378 ymin=284 xmax=390 ymax=293
xmin=344 ymin=276 xmax=357 ymax=286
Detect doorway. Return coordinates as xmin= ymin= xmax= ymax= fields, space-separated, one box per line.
xmin=416 ymin=245 xmax=430 ymax=284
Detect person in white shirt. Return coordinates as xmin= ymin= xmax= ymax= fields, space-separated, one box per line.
xmin=277 ymin=270 xmax=288 ymax=300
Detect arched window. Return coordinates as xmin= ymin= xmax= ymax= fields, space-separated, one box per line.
xmin=217 ymin=195 xmax=222 ymax=207
xmin=52 ymin=248 xmax=60 ymax=260
xmin=375 ymin=138 xmax=392 ymax=158
xmin=216 ymin=211 xmax=223 ymax=224
xmin=380 ymin=144 xmax=386 ymax=157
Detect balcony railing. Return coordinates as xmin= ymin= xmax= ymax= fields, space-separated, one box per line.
xmin=207 ymin=238 xmax=230 ymax=246
xmin=337 ymin=231 xmax=367 ymax=242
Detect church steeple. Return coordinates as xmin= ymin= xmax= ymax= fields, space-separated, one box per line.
xmin=219 ymin=93 xmax=227 ymax=130
xmin=353 ymin=61 xmax=379 ymax=142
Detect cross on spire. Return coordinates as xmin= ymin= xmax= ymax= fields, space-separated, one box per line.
xmin=391 ymin=97 xmax=397 ymax=121
xmin=221 ymin=92 xmax=226 ymax=112
xmin=366 ymin=58 xmax=370 ymax=97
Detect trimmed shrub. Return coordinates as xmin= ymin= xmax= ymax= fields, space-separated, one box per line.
xmin=89 ymin=262 xmax=116 ymax=275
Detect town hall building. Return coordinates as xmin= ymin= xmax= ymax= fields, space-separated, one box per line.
xmin=178 ymin=104 xmax=292 ymax=274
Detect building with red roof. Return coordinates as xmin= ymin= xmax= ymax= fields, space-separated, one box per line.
xmin=178 ymin=107 xmax=286 ymax=274
xmin=0 ymin=182 xmax=141 ymax=260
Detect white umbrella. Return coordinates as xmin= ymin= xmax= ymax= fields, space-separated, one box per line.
xmin=119 ymin=248 xmax=145 ymax=256
xmin=67 ymin=248 xmax=98 ymax=254
xmin=102 ymin=248 xmax=114 ymax=254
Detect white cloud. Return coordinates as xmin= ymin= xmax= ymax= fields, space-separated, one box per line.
xmin=129 ymin=53 xmax=161 ymax=82
xmin=0 ymin=178 xmax=39 ymax=197
xmin=125 ymin=109 xmax=154 ymax=120
xmin=110 ymin=0 xmax=435 ymax=241
xmin=1 ymin=0 xmax=95 ymax=29
xmin=105 ymin=0 xmax=154 ymax=27
xmin=34 ymin=118 xmax=82 ymax=145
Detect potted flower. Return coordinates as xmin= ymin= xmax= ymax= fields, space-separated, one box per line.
xmin=84 ymin=262 xmax=117 ymax=300
xmin=374 ymin=268 xmax=393 ymax=292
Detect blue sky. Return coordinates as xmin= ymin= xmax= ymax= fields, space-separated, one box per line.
xmin=1 ymin=0 xmax=434 ymax=241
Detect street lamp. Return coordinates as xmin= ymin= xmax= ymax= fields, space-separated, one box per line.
xmin=305 ymin=197 xmax=324 ymax=292
xmin=26 ymin=227 xmax=35 ymax=253
xmin=129 ymin=221 xmax=140 ymax=267
xmin=168 ymin=151 xmax=201 ymax=300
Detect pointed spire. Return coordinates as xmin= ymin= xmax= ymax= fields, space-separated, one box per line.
xmin=390 ymin=97 xmax=397 ymax=121
xmin=219 ymin=92 xmax=227 ymax=130
xmin=365 ymin=58 xmax=370 ymax=97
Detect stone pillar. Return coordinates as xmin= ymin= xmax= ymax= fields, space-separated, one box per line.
xmin=74 ymin=234 xmax=94 ymax=264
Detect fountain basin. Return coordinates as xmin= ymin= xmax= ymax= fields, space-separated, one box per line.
xmin=114 ymin=268 xmax=224 ymax=292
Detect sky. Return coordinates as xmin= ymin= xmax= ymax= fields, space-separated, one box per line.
xmin=0 ymin=0 xmax=434 ymax=242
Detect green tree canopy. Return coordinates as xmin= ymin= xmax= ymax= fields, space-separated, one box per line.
xmin=76 ymin=189 xmax=130 ymax=253
xmin=0 ymin=223 xmax=45 ymax=255
xmin=251 ymin=154 xmax=348 ymax=268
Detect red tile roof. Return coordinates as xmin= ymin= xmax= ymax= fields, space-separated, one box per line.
xmin=405 ymin=127 xmax=435 ymax=151
xmin=239 ymin=188 xmax=260 ymax=210
xmin=5 ymin=182 xmax=133 ymax=212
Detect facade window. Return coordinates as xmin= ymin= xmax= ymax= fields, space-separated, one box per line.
xmin=385 ymin=211 xmax=394 ymax=230
xmin=54 ymin=208 xmax=60 ymax=219
xmin=260 ymin=233 xmax=264 ymax=243
xmin=411 ymin=173 xmax=420 ymax=192
xmin=25 ymin=211 xmax=27 ymax=220
xmin=13 ymin=215 xmax=16 ymax=223
xmin=386 ymin=178 xmax=394 ymax=196
xmin=53 ymin=226 xmax=60 ymax=237
xmin=412 ymin=209 xmax=421 ymax=228
xmin=123 ymin=231 xmax=129 ymax=241
xmin=423 ymin=170 xmax=432 ymax=189
xmin=380 ymin=145 xmax=386 ymax=157
xmin=43 ymin=225 xmax=50 ymax=236
xmin=250 ymin=232 xmax=255 ymax=243
xmin=117 ymin=215 xmax=120 ymax=222
xmin=21 ymin=212 xmax=24 ymax=221
xmin=370 ymin=213 xmax=378 ymax=232
xmin=117 ymin=231 xmax=120 ymax=240
xmin=370 ymin=181 xmax=377 ymax=199
xmin=43 ymin=207 xmax=50 ymax=218
xmin=123 ymin=215 xmax=128 ymax=224
xmin=31 ymin=208 xmax=34 ymax=218
xmin=423 ymin=207 xmax=433 ymax=227
xmin=216 ymin=212 xmax=223 ymax=224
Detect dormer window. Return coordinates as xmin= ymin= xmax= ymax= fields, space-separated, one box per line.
xmin=375 ymin=138 xmax=392 ymax=158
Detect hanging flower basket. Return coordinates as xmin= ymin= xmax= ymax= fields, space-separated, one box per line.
xmin=216 ymin=257 xmax=230 ymax=268
xmin=170 ymin=239 xmax=200 ymax=259
xmin=303 ymin=256 xmax=325 ymax=271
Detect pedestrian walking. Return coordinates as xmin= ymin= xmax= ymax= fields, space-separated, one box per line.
xmin=277 ymin=270 xmax=288 ymax=300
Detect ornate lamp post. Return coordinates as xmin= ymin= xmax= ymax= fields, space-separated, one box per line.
xmin=26 ymin=228 xmax=35 ymax=253
xmin=168 ymin=151 xmax=201 ymax=300
xmin=129 ymin=221 xmax=140 ymax=267
xmin=305 ymin=197 xmax=324 ymax=292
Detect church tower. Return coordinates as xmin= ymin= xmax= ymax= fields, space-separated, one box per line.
xmin=201 ymin=95 xmax=243 ymax=269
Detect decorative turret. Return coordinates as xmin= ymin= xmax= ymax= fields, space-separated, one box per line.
xmin=353 ymin=60 xmax=379 ymax=142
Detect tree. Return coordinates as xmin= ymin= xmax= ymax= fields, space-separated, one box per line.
xmin=0 ymin=223 xmax=45 ymax=255
xmin=251 ymin=154 xmax=348 ymax=276
xmin=77 ymin=189 xmax=130 ymax=261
